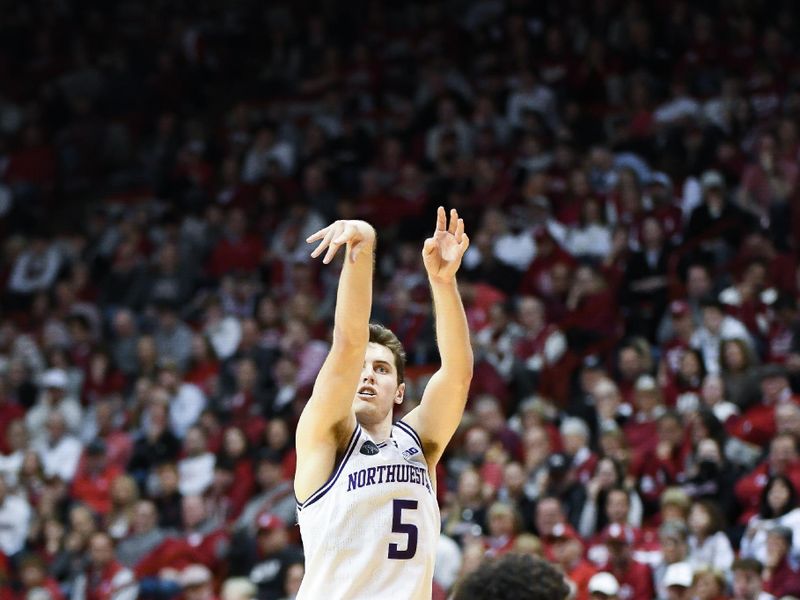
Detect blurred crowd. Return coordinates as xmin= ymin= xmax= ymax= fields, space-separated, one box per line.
xmin=2 ymin=0 xmax=800 ymax=599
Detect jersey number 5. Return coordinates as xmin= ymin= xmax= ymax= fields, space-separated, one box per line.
xmin=388 ymin=499 xmax=418 ymax=559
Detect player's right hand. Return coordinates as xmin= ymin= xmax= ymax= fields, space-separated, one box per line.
xmin=306 ymin=220 xmax=376 ymax=264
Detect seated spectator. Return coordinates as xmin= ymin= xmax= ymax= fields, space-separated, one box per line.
xmin=178 ymin=426 xmax=216 ymax=497
xmin=116 ymin=500 xmax=169 ymax=569
xmin=484 ymin=502 xmax=520 ymax=557
xmin=540 ymin=452 xmax=588 ymax=530
xmin=698 ymin=374 xmax=739 ymax=424
xmin=151 ymin=462 xmax=183 ymax=530
xmin=561 ymin=265 xmax=619 ymax=351
xmin=728 ymin=364 xmax=800 ymax=447
xmin=81 ymin=398 xmax=134 ymax=471
xmin=653 ymin=521 xmax=691 ymax=599
xmin=717 ymin=328 xmax=771 ymax=407
xmin=624 ymin=375 xmax=665 ymax=455
xmin=686 ymin=500 xmax=734 ymax=573
xmin=565 ymin=198 xmax=612 ymax=261
xmin=17 ymin=553 xmax=65 ymax=600
xmin=690 ymin=298 xmax=753 ymax=376
xmin=585 ymin=489 xmax=645 ymax=567
xmin=25 ymin=369 xmax=82 ymax=443
xmin=0 ymin=418 xmax=26 ymax=487
xmin=631 ymin=411 xmax=689 ymax=515
xmin=691 ymin=565 xmax=728 ymax=600
xmin=106 ymin=474 xmax=140 ymax=540
xmin=776 ymin=402 xmax=800 ymax=440
xmin=657 ymin=301 xmax=695 ymax=385
xmin=70 ymin=439 xmax=123 ymax=516
xmin=681 ymin=437 xmax=740 ymax=519
xmin=740 ymin=475 xmax=800 ymax=566
xmin=444 ymin=468 xmax=489 ymax=543
xmin=589 ymin=379 xmax=630 ymax=436
xmin=661 ymin=561 xmax=694 ymax=600
xmin=596 ymin=524 xmax=654 ymax=600
xmin=587 ymin=571 xmax=620 ymax=600
xmin=513 ymin=295 xmax=567 ymax=400
xmin=734 ymin=433 xmax=800 ymax=524
xmin=33 ymin=412 xmax=83 ymax=483
xmin=179 ymin=564 xmax=219 ymax=600
xmin=550 ymin=523 xmax=596 ymax=600
xmin=71 ymin=531 xmax=138 ymax=600
xmin=202 ymin=297 xmax=242 ymax=362
xmin=579 ymin=457 xmax=643 ymax=540
xmin=153 ymin=302 xmax=194 ymax=372
xmin=234 ymin=449 xmax=295 ymax=535
xmin=560 ymin=417 xmax=597 ymax=486
xmin=159 ymin=364 xmax=207 ymax=440
xmin=0 ymin=476 xmax=31 ymax=557
xmin=135 ymin=495 xmax=230 ymax=581
xmin=128 ymin=391 xmax=181 ymax=484
xmin=229 ymin=512 xmax=303 ymax=600
xmin=731 ymin=558 xmax=771 ymax=600
xmin=474 ymin=395 xmax=523 ymax=461
xmin=763 ymin=525 xmax=800 ymax=598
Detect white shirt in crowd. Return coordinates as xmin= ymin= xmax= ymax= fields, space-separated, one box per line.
xmin=0 ymin=491 xmax=31 ymax=555
xmin=566 ymin=224 xmax=612 ymax=260
xmin=178 ymin=452 xmax=216 ymax=496
xmin=0 ymin=450 xmax=23 ymax=487
xmin=204 ymin=316 xmax=242 ymax=360
xmin=690 ymin=316 xmax=752 ymax=375
xmin=168 ymin=383 xmax=207 ymax=439
xmin=740 ymin=508 xmax=800 ymax=566
xmin=35 ymin=434 xmax=83 ymax=482
xmin=687 ymin=531 xmax=734 ymax=573
xmin=26 ymin=396 xmax=84 ymax=444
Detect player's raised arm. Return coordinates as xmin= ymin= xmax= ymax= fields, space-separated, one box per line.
xmin=294 ymin=219 xmax=375 ymax=502
xmin=403 ymin=207 xmax=473 ymax=466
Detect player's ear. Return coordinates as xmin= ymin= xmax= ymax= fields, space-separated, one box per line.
xmin=394 ymin=382 xmax=405 ymax=405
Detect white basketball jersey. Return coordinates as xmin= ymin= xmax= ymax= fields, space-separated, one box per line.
xmin=296 ymin=420 xmax=440 ymax=600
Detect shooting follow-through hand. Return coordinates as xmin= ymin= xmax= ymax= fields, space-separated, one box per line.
xmin=422 ymin=206 xmax=469 ymax=283
xmin=306 ymin=220 xmax=375 ymax=264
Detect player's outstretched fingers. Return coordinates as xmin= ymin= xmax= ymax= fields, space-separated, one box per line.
xmin=310 ymin=227 xmax=336 ymax=259
xmin=323 ymin=239 xmax=343 ymax=264
xmin=436 ymin=206 xmax=446 ymax=232
xmin=306 ymin=224 xmax=330 ymax=244
xmin=448 ymin=208 xmax=458 ymax=235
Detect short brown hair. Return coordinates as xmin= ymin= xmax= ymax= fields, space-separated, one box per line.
xmin=369 ymin=323 xmax=406 ymax=384
xmin=454 ymin=554 xmax=570 ymax=600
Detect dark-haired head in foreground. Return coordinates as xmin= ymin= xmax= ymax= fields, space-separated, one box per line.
xmin=454 ymin=554 xmax=570 ymax=600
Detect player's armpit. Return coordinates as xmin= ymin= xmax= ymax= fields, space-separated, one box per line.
xmin=402 ymin=367 xmax=471 ymax=468
xmin=294 ymin=344 xmax=361 ymax=502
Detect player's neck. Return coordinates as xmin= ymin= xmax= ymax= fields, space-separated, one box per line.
xmin=360 ymin=416 xmax=393 ymax=444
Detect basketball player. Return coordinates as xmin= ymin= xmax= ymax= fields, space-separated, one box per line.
xmin=293 ymin=208 xmax=473 ymax=599
xmin=454 ymin=554 xmax=571 ymax=600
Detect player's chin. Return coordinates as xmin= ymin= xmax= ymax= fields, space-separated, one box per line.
xmin=354 ymin=399 xmax=387 ymax=421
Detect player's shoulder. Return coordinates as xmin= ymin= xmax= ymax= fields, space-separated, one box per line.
xmin=392 ymin=419 xmax=424 ymax=453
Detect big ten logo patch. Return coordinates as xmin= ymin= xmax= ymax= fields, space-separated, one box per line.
xmin=402 ymin=447 xmax=419 ymax=461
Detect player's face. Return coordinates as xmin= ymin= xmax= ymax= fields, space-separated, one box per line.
xmin=353 ymin=342 xmax=404 ymax=425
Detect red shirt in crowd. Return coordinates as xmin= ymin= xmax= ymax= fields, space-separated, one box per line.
xmin=71 ymin=464 xmax=124 ymax=516
xmin=207 ymin=234 xmax=262 ymax=278
xmin=135 ymin=527 xmax=230 ymax=579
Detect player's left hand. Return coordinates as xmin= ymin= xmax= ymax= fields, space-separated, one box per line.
xmin=422 ymin=206 xmax=469 ymax=283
